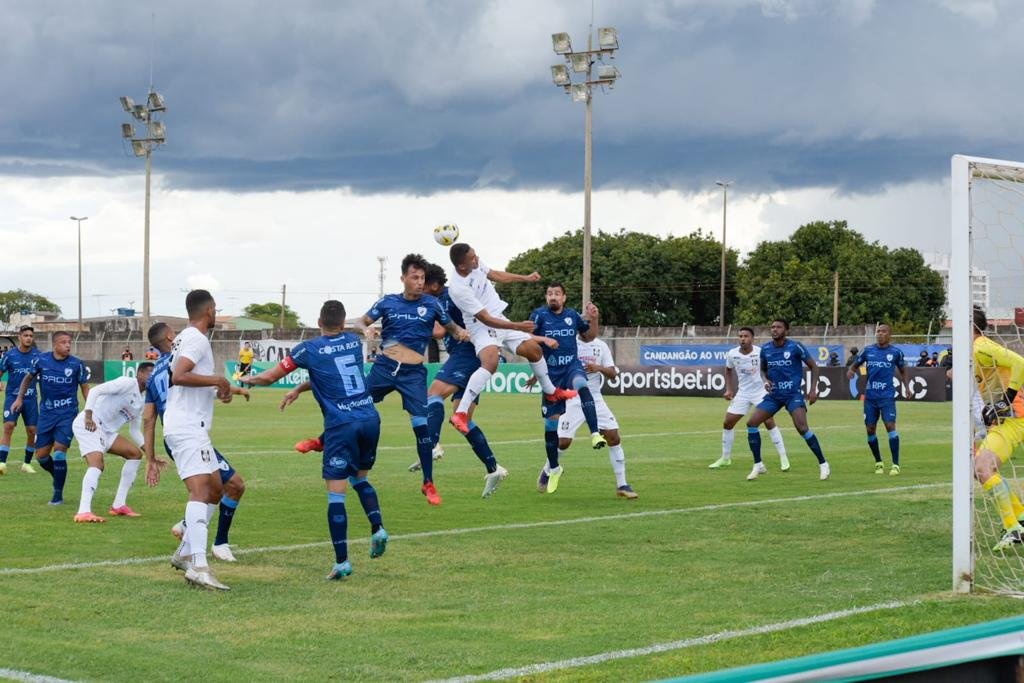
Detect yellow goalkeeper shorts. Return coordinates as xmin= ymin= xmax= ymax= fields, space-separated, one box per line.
xmin=978 ymin=417 xmax=1024 ymax=464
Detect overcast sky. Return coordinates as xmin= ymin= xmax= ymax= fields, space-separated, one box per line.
xmin=2 ymin=0 xmax=1022 ymax=324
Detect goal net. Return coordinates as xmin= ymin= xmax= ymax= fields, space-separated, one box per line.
xmin=952 ymin=155 xmax=1024 ymax=595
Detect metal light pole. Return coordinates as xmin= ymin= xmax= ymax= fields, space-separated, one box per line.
xmin=550 ymin=28 xmax=620 ymax=308
xmin=715 ymin=181 xmax=732 ymax=327
xmin=120 ymin=90 xmax=166 ymax=332
xmin=69 ymin=216 xmax=88 ymax=329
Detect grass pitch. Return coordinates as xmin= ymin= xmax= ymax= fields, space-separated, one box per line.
xmin=0 ymin=393 xmax=1020 ymax=682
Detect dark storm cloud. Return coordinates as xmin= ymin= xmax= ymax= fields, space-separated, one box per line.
xmin=2 ymin=0 xmax=1023 ymax=193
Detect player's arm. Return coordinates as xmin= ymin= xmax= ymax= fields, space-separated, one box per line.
xmin=172 ymin=355 xmax=230 ymax=397
xmin=531 ymin=334 xmax=559 ymax=350
xmin=11 ymin=370 xmax=35 ymax=411
xmin=83 ymin=380 xmax=119 ymax=430
xmin=142 ymin=402 xmax=168 ymax=486
xmin=579 ymin=302 xmax=599 ymax=343
xmin=486 ymin=269 xmax=541 ymax=284
xmin=846 ymin=350 xmax=865 ymax=379
xmin=244 ymin=356 xmax=296 ymax=386
xmin=759 ymin=352 xmax=773 ymax=392
xmin=723 ymin=367 xmax=736 ymax=400
xmin=280 ymin=380 xmax=311 ymax=411
xmin=473 ymin=308 xmax=534 ymax=333
xmin=802 ymin=350 xmax=820 ymax=404
xmin=442 ymin=320 xmax=470 ymax=342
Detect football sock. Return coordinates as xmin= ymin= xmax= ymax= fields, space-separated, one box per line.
xmin=983 ymin=474 xmax=1020 ymax=530
xmin=214 ymin=495 xmax=239 ymax=546
xmin=721 ymin=429 xmax=734 ymax=458
xmin=457 ymin=367 xmax=492 ymax=414
xmin=427 ymin=396 xmax=445 ymax=447
xmin=351 ymin=477 xmax=383 ymax=533
xmin=112 ymin=459 xmax=141 ymax=508
xmin=0 ymin=446 xmax=8 ymax=464
xmin=52 ymin=451 xmax=68 ymax=497
xmin=802 ymin=431 xmax=826 ymax=464
xmin=577 ymin=385 xmax=600 ymax=434
xmin=887 ymin=431 xmax=900 ymax=466
xmin=411 ymin=418 xmax=433 ymax=484
xmin=867 ymin=434 xmax=882 ymax=462
xmin=544 ymin=419 xmax=560 ymax=470
xmin=768 ymin=426 xmax=786 ymax=456
xmin=327 ymin=492 xmax=348 ymax=563
xmin=185 ymin=501 xmax=210 ymax=568
xmin=465 ymin=421 xmax=497 ymax=473
xmin=37 ymin=454 xmax=54 ymax=475
xmin=609 ymin=444 xmax=627 ymax=487
xmin=77 ymin=466 xmax=101 ymax=514
xmin=24 ymin=446 xmax=35 ymax=464
xmin=529 ymin=359 xmax=557 ymax=394
xmin=747 ymin=427 xmax=762 ymax=463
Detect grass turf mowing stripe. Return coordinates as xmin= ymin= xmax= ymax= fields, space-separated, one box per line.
xmin=429 ymin=600 xmax=916 ymax=683
xmin=0 ymin=483 xmax=946 ymax=576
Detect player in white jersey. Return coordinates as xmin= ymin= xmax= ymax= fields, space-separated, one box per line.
xmin=707 ymin=327 xmax=789 ymax=476
xmin=554 ymin=336 xmax=638 ymax=498
xmin=445 ymin=243 xmax=578 ymax=434
xmin=158 ymin=290 xmax=237 ymax=591
xmin=71 ymin=365 xmax=154 ymax=523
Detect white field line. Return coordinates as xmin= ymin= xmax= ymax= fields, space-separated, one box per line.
xmin=0 ymin=668 xmax=78 ymax=683
xmin=0 ymin=483 xmax=946 ymax=576
xmin=429 ymin=600 xmax=917 ymax=683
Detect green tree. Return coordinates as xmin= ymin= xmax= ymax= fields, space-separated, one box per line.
xmin=734 ymin=220 xmax=945 ymax=331
xmin=498 ymin=229 xmax=739 ymax=325
xmin=243 ymin=302 xmax=302 ymax=329
xmin=0 ymin=289 xmax=61 ymax=323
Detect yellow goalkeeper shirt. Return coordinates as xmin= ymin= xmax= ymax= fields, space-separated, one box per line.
xmin=974 ymin=335 xmax=1024 ymax=409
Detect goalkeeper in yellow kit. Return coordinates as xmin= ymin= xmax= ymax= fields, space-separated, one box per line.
xmin=973 ymin=307 xmax=1024 ymax=551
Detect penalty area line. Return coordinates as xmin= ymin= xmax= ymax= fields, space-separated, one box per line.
xmin=0 ymin=668 xmax=79 ymax=683
xmin=429 ymin=599 xmax=918 ymax=683
xmin=0 ymin=483 xmax=946 ymax=576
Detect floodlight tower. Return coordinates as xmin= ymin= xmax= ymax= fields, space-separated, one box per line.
xmin=715 ymin=181 xmax=733 ymax=327
xmin=549 ymin=27 xmax=620 ymax=308
xmin=119 ymin=90 xmax=167 ymax=332
xmin=69 ymin=216 xmax=88 ymax=329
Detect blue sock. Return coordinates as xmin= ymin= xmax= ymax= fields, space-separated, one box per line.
xmin=544 ymin=418 xmax=560 ymax=470
xmin=577 ymin=385 xmax=600 ymax=434
xmin=802 ymin=431 xmax=826 ymax=464
xmin=465 ymin=421 xmax=497 ymax=473
xmin=24 ymin=446 xmax=34 ymax=465
xmin=327 ymin=492 xmax=348 ymax=564
xmin=0 ymin=446 xmax=8 ymax=464
xmin=888 ymin=431 xmax=900 ymax=466
xmin=426 ymin=396 xmax=445 ymax=448
xmin=351 ymin=477 xmax=383 ymax=533
xmin=867 ymin=434 xmax=882 ymax=462
xmin=214 ymin=495 xmax=238 ymax=546
xmin=52 ymin=451 xmax=68 ymax=500
xmin=411 ymin=418 xmax=433 ymax=484
xmin=37 ymin=454 xmax=54 ymax=474
xmin=747 ymin=427 xmax=762 ymax=463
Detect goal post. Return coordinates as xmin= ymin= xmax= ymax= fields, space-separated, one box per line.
xmin=951 ymin=154 xmax=1024 ymax=595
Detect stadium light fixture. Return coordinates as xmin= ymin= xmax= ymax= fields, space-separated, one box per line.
xmin=571 ymin=83 xmax=589 ymax=102
xmin=598 ymin=27 xmax=618 ymax=50
xmin=570 ymin=52 xmax=590 ymax=73
xmin=130 ymin=140 xmax=147 ymax=156
xmin=147 ymin=91 xmax=166 ymax=111
xmin=121 ymin=123 xmax=135 ymax=139
xmin=551 ymin=64 xmax=570 ymax=87
xmin=120 ymin=96 xmax=135 ymax=112
xmin=551 ymin=32 xmax=572 ymax=54
xmin=596 ymin=64 xmax=618 ymax=81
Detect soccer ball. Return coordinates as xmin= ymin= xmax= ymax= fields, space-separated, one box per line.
xmin=433 ymin=224 xmax=459 ymax=246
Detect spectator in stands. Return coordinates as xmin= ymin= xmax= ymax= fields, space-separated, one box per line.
xmin=845 ymin=347 xmax=859 ymax=367
xmin=144 ymin=346 xmax=160 ymax=360
xmin=366 ymin=348 xmax=378 ymax=363
xmin=929 ymin=351 xmax=939 ymax=367
xmin=121 ymin=346 xmax=134 ymax=361
xmin=916 ymin=350 xmax=930 ymax=367
xmin=940 ymin=349 xmax=953 ymax=369
xmin=828 ymin=352 xmax=840 ymax=367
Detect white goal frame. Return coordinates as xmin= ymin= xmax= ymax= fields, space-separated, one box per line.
xmin=950 ymin=154 xmax=1024 ymax=593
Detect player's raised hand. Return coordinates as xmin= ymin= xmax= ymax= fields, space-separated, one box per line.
xmin=524 ymin=271 xmax=541 ymax=283
xmin=584 ymin=302 xmax=600 ymax=319
xmin=280 ymin=388 xmax=301 ymax=411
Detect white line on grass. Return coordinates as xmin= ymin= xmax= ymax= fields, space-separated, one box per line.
xmin=0 ymin=668 xmax=78 ymax=683
xmin=0 ymin=483 xmax=946 ymax=576
xmin=428 ymin=599 xmax=916 ymax=683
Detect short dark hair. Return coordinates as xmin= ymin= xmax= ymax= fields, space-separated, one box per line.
xmin=52 ymin=331 xmax=71 ymax=343
xmin=18 ymin=325 xmax=34 ymax=333
xmin=147 ymin=322 xmax=170 ymax=346
xmin=320 ymin=300 xmax=346 ymax=329
xmin=425 ymin=263 xmax=447 ymax=287
xmin=738 ymin=326 xmax=755 ymax=336
xmin=401 ymin=253 xmax=428 ymax=276
xmin=973 ymin=306 xmax=988 ymax=332
xmin=137 ymin=362 xmax=155 ymax=374
xmin=185 ymin=289 xmax=214 ymax=318
xmin=450 ymin=243 xmax=472 ymax=267
xmin=772 ymin=318 xmax=790 ymax=330
xmin=546 ymin=282 xmax=566 ymax=295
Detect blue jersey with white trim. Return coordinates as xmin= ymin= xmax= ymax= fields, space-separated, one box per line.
xmin=287 ymin=334 xmax=378 ymax=429
xmin=530 ymin=306 xmax=590 ymax=373
xmin=1 ymin=346 xmax=41 ymax=397
xmin=365 ymin=293 xmax=449 ymax=356
xmin=760 ymin=339 xmax=810 ymax=399
xmin=145 ymin=351 xmax=172 ymax=419
xmin=32 ymin=352 xmax=90 ymax=414
xmin=854 ymin=344 xmax=906 ymax=400
xmin=439 ymin=287 xmax=475 ymax=359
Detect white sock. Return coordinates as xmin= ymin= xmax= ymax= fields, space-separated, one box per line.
xmin=78 ymin=466 xmax=102 ymax=514
xmin=185 ymin=501 xmax=210 ymax=569
xmin=609 ymin=445 xmax=627 ymax=487
xmin=529 ymin=359 xmax=556 ymax=394
xmin=768 ymin=426 xmax=787 ymax=456
xmin=112 ymin=459 xmax=141 ymax=508
xmin=457 ymin=366 xmax=492 ymax=413
xmin=721 ymin=429 xmax=735 ymax=459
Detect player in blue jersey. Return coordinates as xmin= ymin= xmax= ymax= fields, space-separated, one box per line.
xmin=419 ymin=263 xmax=510 ymax=497
xmin=530 ymin=283 xmax=603 ymax=494
xmin=244 ymin=299 xmax=388 ymax=580
xmin=0 ymin=326 xmax=42 ymax=475
xmin=143 ymin=322 xmax=249 ymax=563
xmin=847 ymin=323 xmax=908 ymax=475
xmin=11 ymin=331 xmax=90 ymax=504
xmin=745 ymin=319 xmax=830 ymax=481
xmin=359 ymin=253 xmax=468 ymax=506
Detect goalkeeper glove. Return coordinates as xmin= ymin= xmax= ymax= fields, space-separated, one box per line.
xmin=983 ymin=389 xmax=1017 ymax=426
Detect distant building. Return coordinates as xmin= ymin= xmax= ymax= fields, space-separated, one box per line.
xmin=923 ymin=252 xmax=990 ymax=315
